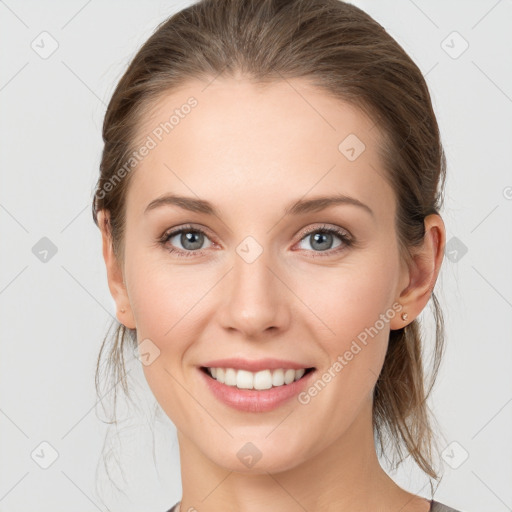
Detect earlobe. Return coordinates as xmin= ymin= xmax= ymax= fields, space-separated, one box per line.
xmin=390 ymin=214 xmax=446 ymax=330
xmin=97 ymin=210 xmax=136 ymax=330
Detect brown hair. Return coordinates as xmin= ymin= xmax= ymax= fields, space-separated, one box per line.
xmin=92 ymin=0 xmax=446 ymax=490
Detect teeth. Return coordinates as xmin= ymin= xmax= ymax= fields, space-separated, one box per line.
xmin=272 ymin=369 xmax=285 ymax=387
xmin=225 ymin=368 xmax=237 ymax=386
xmin=284 ymin=368 xmax=297 ymax=385
xmin=206 ymin=367 xmax=307 ymax=390
xmin=237 ymin=370 xmax=256 ymax=389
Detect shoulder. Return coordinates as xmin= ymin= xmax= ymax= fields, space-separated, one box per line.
xmin=430 ymin=500 xmax=464 ymax=512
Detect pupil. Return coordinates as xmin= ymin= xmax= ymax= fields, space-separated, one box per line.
xmin=311 ymin=232 xmax=332 ymax=250
xmin=182 ymin=231 xmax=203 ymax=250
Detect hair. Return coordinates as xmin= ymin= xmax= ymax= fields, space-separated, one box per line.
xmin=92 ymin=0 xmax=447 ymax=493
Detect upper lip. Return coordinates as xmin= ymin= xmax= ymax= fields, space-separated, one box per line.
xmin=201 ymin=358 xmax=314 ymax=372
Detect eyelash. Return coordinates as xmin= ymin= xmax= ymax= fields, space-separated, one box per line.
xmin=158 ymin=223 xmax=353 ymax=259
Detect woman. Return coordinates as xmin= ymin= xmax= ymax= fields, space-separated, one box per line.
xmin=92 ymin=0 xmax=461 ymax=510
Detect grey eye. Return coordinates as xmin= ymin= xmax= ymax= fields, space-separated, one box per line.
xmin=298 ymin=231 xmax=343 ymax=252
xmin=167 ymin=230 xmax=212 ymax=251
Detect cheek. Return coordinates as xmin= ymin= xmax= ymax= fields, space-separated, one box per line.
xmin=125 ymin=245 xmax=200 ymax=341
xmin=296 ymin=257 xmax=397 ymax=344
xmin=124 ymin=254 xmax=208 ymax=425
xmin=122 ymin=251 xmax=198 ymax=406
xmin=123 ymin=249 xmax=216 ymax=386
xmin=293 ymin=259 xmax=396 ymax=403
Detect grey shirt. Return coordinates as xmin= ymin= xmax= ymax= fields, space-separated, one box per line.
xmin=431 ymin=501 xmax=462 ymax=512
xmin=166 ymin=499 xmax=462 ymax=511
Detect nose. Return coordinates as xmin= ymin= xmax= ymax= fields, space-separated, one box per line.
xmin=217 ymin=247 xmax=291 ymax=339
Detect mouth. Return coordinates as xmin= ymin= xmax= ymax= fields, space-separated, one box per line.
xmin=200 ymin=366 xmax=316 ymax=391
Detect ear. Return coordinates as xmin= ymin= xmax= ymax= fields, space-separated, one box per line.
xmin=97 ymin=210 xmax=136 ymax=329
xmin=390 ymin=213 xmax=446 ymax=330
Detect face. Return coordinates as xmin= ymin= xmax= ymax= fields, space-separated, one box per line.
xmin=106 ymin=77 xmax=414 ymax=473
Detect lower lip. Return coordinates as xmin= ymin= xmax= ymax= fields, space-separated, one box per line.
xmin=198 ymin=367 xmax=316 ymax=412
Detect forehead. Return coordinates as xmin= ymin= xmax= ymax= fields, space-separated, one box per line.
xmin=127 ymin=77 xmax=394 ymax=220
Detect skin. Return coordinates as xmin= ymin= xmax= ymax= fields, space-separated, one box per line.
xmin=98 ymin=76 xmax=445 ymax=512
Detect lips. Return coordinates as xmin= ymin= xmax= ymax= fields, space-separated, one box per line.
xmin=197 ymin=358 xmax=317 ymax=412
xmin=200 ymin=357 xmax=313 ymax=372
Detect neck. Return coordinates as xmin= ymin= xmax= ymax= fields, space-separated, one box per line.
xmin=175 ymin=403 xmax=429 ymax=512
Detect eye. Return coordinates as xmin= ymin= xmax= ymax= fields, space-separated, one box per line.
xmin=159 ymin=224 xmax=213 ymax=258
xmin=295 ymin=224 xmax=353 ymax=256
xmin=159 ymin=223 xmax=353 ymax=258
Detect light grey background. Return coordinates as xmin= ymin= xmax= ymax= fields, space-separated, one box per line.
xmin=0 ymin=1 xmax=511 ymax=511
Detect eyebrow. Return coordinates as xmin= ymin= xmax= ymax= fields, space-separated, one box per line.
xmin=144 ymin=193 xmax=374 ymax=218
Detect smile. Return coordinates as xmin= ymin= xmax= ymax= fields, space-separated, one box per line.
xmin=201 ymin=367 xmax=314 ymax=390
xmin=198 ymin=366 xmax=317 ymax=413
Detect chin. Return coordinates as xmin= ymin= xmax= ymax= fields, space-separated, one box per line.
xmin=205 ymin=437 xmax=309 ymax=475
